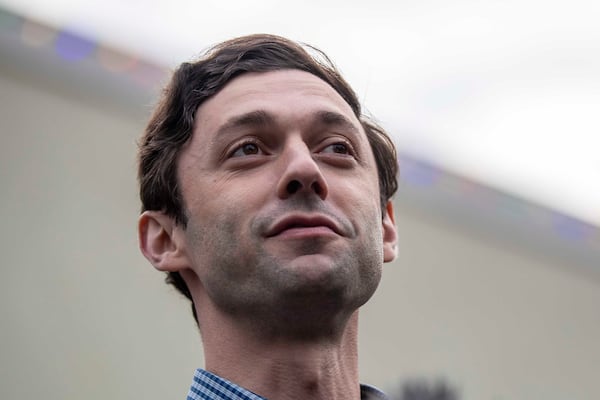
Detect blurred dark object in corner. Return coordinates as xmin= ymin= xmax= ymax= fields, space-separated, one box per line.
xmin=390 ymin=379 xmax=459 ymax=400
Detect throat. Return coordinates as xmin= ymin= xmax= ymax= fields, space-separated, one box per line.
xmin=202 ymin=312 xmax=362 ymax=400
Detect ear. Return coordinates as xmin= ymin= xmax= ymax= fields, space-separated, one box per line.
xmin=138 ymin=211 xmax=189 ymax=272
xmin=382 ymin=201 xmax=398 ymax=263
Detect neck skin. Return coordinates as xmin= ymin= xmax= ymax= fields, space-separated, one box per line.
xmin=192 ymin=286 xmax=362 ymax=400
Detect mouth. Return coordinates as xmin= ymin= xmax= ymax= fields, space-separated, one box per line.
xmin=265 ymin=214 xmax=342 ymax=238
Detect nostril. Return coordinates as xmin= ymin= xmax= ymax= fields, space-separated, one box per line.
xmin=286 ymin=180 xmax=302 ymax=194
xmin=311 ymin=182 xmax=323 ymax=196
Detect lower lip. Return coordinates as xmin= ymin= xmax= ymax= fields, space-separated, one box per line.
xmin=274 ymin=226 xmax=337 ymax=239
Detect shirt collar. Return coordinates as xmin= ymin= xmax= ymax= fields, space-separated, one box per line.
xmin=187 ymin=369 xmax=266 ymax=400
xmin=186 ymin=369 xmax=388 ymax=400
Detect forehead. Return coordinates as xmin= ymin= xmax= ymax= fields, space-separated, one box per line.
xmin=193 ymin=69 xmax=361 ymax=134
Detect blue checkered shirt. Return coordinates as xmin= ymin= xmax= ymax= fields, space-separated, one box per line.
xmin=186 ymin=369 xmax=389 ymax=400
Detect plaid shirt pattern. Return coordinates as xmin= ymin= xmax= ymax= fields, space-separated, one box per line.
xmin=186 ymin=369 xmax=389 ymax=400
xmin=187 ymin=369 xmax=266 ymax=400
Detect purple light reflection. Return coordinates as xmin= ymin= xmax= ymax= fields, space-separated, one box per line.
xmin=55 ymin=30 xmax=95 ymax=61
xmin=400 ymin=156 xmax=440 ymax=187
xmin=553 ymin=213 xmax=594 ymax=242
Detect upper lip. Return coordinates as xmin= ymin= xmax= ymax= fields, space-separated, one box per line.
xmin=265 ymin=214 xmax=343 ymax=237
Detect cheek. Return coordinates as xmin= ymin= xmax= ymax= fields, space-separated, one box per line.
xmin=184 ymin=177 xmax=258 ymax=219
xmin=184 ymin=180 xmax=263 ymax=252
xmin=181 ymin=173 xmax=273 ymax=263
xmin=183 ymin=206 xmax=249 ymax=282
xmin=335 ymin=175 xmax=381 ymax=214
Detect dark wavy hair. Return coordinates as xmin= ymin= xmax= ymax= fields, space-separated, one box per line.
xmin=138 ymin=34 xmax=398 ymax=324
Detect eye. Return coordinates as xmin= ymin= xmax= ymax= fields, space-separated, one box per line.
xmin=230 ymin=141 xmax=263 ymax=157
xmin=321 ymin=141 xmax=352 ymax=155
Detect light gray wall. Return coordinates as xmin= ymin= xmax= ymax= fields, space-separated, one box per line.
xmin=0 ymin=70 xmax=200 ymax=400
xmin=361 ymin=205 xmax=600 ymax=399
xmin=1 ymin=60 xmax=598 ymax=400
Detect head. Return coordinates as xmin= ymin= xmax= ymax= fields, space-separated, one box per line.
xmin=138 ymin=34 xmax=398 ymax=326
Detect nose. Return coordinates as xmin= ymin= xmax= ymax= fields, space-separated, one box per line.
xmin=276 ymin=140 xmax=329 ymax=200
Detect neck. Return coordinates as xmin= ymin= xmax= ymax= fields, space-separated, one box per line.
xmin=200 ymin=310 xmax=362 ymax=400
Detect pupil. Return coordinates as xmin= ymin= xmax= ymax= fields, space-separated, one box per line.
xmin=333 ymin=143 xmax=347 ymax=153
xmin=243 ymin=143 xmax=258 ymax=154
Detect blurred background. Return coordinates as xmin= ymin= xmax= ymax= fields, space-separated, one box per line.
xmin=0 ymin=1 xmax=598 ymax=399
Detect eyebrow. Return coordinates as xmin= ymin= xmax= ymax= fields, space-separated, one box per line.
xmin=214 ymin=109 xmax=360 ymax=139
xmin=215 ymin=110 xmax=276 ymax=138
xmin=312 ymin=110 xmax=360 ymax=136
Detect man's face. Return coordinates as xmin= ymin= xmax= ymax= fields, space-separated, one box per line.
xmin=175 ymin=70 xmax=395 ymax=328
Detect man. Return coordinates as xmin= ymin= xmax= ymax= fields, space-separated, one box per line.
xmin=137 ymin=34 xmax=399 ymax=400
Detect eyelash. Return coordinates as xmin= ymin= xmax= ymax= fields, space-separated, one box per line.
xmin=228 ymin=138 xmax=264 ymax=158
xmin=226 ymin=137 xmax=357 ymax=160
xmin=320 ymin=140 xmax=354 ymax=156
